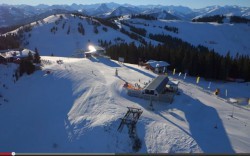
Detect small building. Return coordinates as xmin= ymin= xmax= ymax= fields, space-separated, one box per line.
xmin=95 ymin=46 xmax=106 ymax=55
xmin=166 ymin=80 xmax=179 ymax=92
xmin=126 ymin=75 xmax=176 ymax=103
xmin=85 ymin=45 xmax=106 ymax=58
xmin=142 ymin=75 xmax=169 ymax=96
xmin=0 ymin=48 xmax=35 ymax=63
xmin=145 ymin=60 xmax=169 ymax=74
xmin=118 ymin=57 xmax=124 ymax=64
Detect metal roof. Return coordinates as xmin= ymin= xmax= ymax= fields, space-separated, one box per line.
xmin=146 ymin=60 xmax=169 ymax=68
xmin=145 ymin=75 xmax=169 ymax=93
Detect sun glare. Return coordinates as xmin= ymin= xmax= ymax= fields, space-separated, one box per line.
xmin=88 ymin=45 xmax=96 ymax=52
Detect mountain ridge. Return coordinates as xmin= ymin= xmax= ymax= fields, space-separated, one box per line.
xmin=4 ymin=13 xmax=249 ymax=57
xmin=1 ymin=3 xmax=250 ymax=26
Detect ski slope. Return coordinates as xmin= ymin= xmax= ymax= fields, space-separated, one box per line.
xmin=7 ymin=14 xmax=139 ymax=57
xmin=6 ymin=14 xmax=250 ymax=57
xmin=123 ymin=18 xmax=250 ymax=56
xmin=0 ymin=56 xmax=249 ymax=153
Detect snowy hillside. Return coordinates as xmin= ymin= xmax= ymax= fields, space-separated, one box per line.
xmin=5 ymin=13 xmax=250 ymax=57
xmin=88 ymin=3 xmax=113 ymax=17
xmin=13 ymin=14 xmax=139 ymax=56
xmin=146 ymin=11 xmax=179 ymax=20
xmin=0 ymin=56 xmax=250 ymax=153
xmin=194 ymin=5 xmax=250 ymax=19
xmin=109 ymin=6 xmax=140 ymax=17
xmin=119 ymin=18 xmax=250 ymax=56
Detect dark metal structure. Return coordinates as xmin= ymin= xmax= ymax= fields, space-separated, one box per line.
xmin=118 ymin=107 xmax=143 ymax=133
xmin=117 ymin=107 xmax=143 ymax=151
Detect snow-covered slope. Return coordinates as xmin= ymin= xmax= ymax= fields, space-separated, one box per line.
xmin=0 ymin=56 xmax=250 ymax=153
xmin=6 ymin=13 xmax=250 ymax=57
xmin=13 ymin=14 xmax=139 ymax=56
xmin=109 ymin=6 xmax=140 ymax=17
xmin=194 ymin=5 xmax=250 ymax=19
xmin=121 ymin=18 xmax=250 ymax=56
xmin=146 ymin=11 xmax=179 ymax=20
xmin=88 ymin=3 xmax=113 ymax=17
xmin=141 ymin=5 xmax=193 ymax=20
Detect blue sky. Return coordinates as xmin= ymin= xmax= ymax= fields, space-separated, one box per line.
xmin=0 ymin=0 xmax=250 ymax=8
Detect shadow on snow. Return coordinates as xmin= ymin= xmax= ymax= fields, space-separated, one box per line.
xmin=89 ymin=57 xmax=121 ymax=67
xmin=123 ymin=64 xmax=155 ymax=79
xmin=165 ymin=91 xmax=235 ymax=153
xmin=122 ymin=88 xmax=235 ymax=153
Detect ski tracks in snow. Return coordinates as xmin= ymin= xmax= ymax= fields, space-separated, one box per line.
xmin=145 ymin=122 xmax=202 ymax=153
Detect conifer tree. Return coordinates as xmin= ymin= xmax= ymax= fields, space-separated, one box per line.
xmin=28 ymin=51 xmax=33 ymax=60
xmin=33 ymin=48 xmax=41 ymax=64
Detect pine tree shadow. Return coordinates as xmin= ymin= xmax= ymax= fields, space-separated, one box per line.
xmin=89 ymin=57 xmax=121 ymax=67
xmin=123 ymin=64 xmax=155 ymax=78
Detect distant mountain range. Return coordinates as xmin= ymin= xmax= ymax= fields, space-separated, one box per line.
xmin=0 ymin=3 xmax=250 ymax=27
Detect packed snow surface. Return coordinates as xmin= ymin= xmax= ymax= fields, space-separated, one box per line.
xmin=124 ymin=18 xmax=250 ymax=56
xmin=6 ymin=14 xmax=250 ymax=57
xmin=0 ymin=56 xmax=249 ymax=153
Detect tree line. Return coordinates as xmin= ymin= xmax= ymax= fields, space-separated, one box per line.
xmin=164 ymin=25 xmax=179 ymax=34
xmin=0 ymin=34 xmax=20 ymax=50
xmin=192 ymin=15 xmax=225 ymax=23
xmin=93 ymin=17 xmax=119 ymax=30
xmin=192 ymin=15 xmax=250 ymax=24
xmin=120 ymin=27 xmax=147 ymax=45
xmin=131 ymin=14 xmax=157 ymax=20
xmin=103 ymin=36 xmax=250 ymax=81
xmin=230 ymin=16 xmax=250 ymax=23
xmin=120 ymin=21 xmax=147 ymax=37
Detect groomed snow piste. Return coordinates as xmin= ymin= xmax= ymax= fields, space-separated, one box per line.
xmin=0 ymin=56 xmax=249 ymax=153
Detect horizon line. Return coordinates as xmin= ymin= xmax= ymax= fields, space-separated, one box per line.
xmin=0 ymin=2 xmax=248 ymax=9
